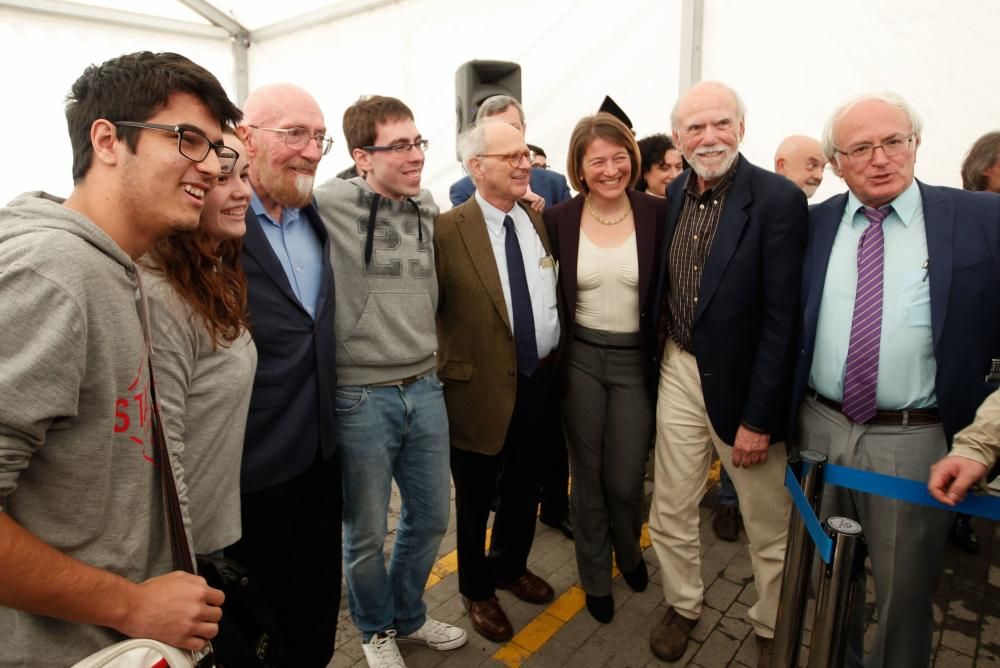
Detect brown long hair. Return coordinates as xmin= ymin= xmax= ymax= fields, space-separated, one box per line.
xmin=146 ymin=231 xmax=249 ymax=348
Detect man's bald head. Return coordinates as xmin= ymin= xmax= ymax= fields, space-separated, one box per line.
xmin=774 ymin=134 xmax=826 ymax=198
xmin=237 ymin=83 xmax=327 ymax=212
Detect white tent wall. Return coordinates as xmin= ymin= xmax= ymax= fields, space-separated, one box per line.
xmin=4 ymin=0 xmax=1000 ymax=206
xmin=247 ymin=0 xmax=682 ymax=209
xmin=698 ymin=0 xmax=1000 ymax=202
xmin=0 ymin=5 xmax=234 ymax=203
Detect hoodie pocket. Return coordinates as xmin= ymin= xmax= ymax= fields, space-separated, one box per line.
xmin=343 ymin=292 xmax=436 ymax=365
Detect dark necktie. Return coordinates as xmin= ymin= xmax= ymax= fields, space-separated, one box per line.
xmin=841 ymin=206 xmax=892 ymax=423
xmin=503 ymin=215 xmax=539 ymax=377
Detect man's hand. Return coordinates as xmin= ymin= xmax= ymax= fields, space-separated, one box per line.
xmin=732 ymin=425 xmax=769 ymax=468
xmin=521 ymin=185 xmax=546 ymax=213
xmin=928 ymin=455 xmax=987 ymax=506
xmin=118 ymin=571 xmax=224 ymax=651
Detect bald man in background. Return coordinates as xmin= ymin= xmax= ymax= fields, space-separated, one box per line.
xmin=774 ymin=135 xmax=827 ymax=198
xmin=231 ymin=83 xmax=342 ymax=666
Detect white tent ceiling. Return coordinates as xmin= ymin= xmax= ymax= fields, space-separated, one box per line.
xmin=2 ymin=0 xmax=999 ymax=209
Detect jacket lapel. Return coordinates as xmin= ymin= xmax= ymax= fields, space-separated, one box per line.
xmin=303 ymin=200 xmax=333 ymax=320
xmin=454 ymin=199 xmax=512 ymax=330
xmin=803 ymin=193 xmax=847 ymax=347
xmin=695 ymin=157 xmax=751 ymax=323
xmin=919 ymin=181 xmax=953 ymax=349
xmin=631 ymin=191 xmax=657 ymax=309
xmin=242 ymin=207 xmax=303 ymax=309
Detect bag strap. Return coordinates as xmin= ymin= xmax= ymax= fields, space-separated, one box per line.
xmin=135 ymin=269 xmax=195 ymax=575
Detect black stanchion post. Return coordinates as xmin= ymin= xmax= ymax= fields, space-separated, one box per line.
xmin=808 ymin=517 xmax=863 ymax=668
xmin=773 ymin=450 xmax=828 ymax=668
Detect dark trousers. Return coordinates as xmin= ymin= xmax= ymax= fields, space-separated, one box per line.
xmin=228 ymin=455 xmax=343 ymax=667
xmin=539 ymin=400 xmax=570 ymax=520
xmin=450 ymin=367 xmax=552 ymax=601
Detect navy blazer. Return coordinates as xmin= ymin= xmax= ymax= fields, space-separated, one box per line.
xmin=790 ymin=182 xmax=1000 ymax=443
xmin=544 ymin=191 xmax=667 ymax=395
xmin=650 ymin=156 xmax=808 ymax=444
xmin=239 ymin=201 xmax=337 ymax=492
xmin=449 ymin=167 xmax=572 ymax=208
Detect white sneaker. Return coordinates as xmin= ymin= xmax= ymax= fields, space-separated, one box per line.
xmin=396 ymin=616 xmax=468 ymax=651
xmin=362 ymin=630 xmax=406 ymax=668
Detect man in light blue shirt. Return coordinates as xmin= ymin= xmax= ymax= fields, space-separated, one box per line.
xmin=791 ymin=92 xmax=1000 ymax=668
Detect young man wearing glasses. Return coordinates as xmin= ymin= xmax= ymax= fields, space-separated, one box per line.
xmin=313 ymin=95 xmax=466 ymax=668
xmin=791 ymin=92 xmax=1000 ymax=668
xmin=0 ymin=51 xmax=241 ymax=665
xmin=230 ymin=83 xmax=342 ymax=666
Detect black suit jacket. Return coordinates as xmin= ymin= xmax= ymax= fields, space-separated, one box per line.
xmin=544 ymin=190 xmax=667 ymax=395
xmin=791 ymin=182 xmax=1000 ymax=443
xmin=650 ymin=156 xmax=808 ymax=444
xmin=239 ymin=200 xmax=337 ymax=492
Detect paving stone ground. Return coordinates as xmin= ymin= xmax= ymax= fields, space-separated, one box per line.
xmin=328 ymin=474 xmax=999 ymax=667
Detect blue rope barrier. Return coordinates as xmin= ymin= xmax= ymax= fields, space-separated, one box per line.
xmin=784 ymin=461 xmax=1000 ymax=563
xmin=823 ymin=463 xmax=1000 ymax=521
xmin=784 ymin=466 xmax=834 ymax=563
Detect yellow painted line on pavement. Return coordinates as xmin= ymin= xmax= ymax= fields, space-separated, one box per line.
xmin=423 ymin=517 xmax=656 ymax=666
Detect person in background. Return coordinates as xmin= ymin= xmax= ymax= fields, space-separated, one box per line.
xmin=450 ymin=95 xmax=571 ymax=210
xmin=529 ymin=143 xmax=548 ymax=169
xmin=545 ymin=113 xmax=666 ymax=624
xmin=142 ymin=130 xmax=257 ymax=558
xmin=960 ymin=131 xmax=1000 ymax=193
xmin=773 ymin=134 xmax=827 ymax=198
xmin=636 ymin=133 xmax=686 ymax=197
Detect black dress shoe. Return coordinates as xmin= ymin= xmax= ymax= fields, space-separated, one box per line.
xmin=586 ymin=593 xmax=614 ymax=623
xmin=540 ymin=514 xmax=573 ymax=540
xmin=713 ymin=504 xmax=741 ymax=542
xmin=622 ymin=558 xmax=648 ymax=592
xmin=949 ymin=514 xmax=979 ymax=554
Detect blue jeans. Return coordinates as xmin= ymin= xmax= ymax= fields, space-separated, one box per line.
xmin=336 ymin=372 xmax=451 ymax=639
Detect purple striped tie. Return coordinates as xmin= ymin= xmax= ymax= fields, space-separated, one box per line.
xmin=841 ymin=206 xmax=892 ymax=423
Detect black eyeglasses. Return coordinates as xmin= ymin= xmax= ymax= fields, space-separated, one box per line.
xmin=478 ymin=151 xmax=531 ymax=168
xmin=362 ymin=139 xmax=429 ymax=154
xmin=113 ymin=122 xmax=238 ymax=174
xmin=249 ymin=125 xmax=334 ymax=155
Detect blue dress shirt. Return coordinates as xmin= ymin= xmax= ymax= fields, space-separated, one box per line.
xmin=250 ymin=191 xmax=323 ymax=319
xmin=809 ymin=180 xmax=936 ymax=409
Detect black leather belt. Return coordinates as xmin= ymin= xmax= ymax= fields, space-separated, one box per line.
xmin=371 ymin=372 xmax=426 ymax=387
xmin=813 ymin=393 xmax=940 ymax=426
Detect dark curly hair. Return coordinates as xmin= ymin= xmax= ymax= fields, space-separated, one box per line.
xmin=635 ymin=133 xmax=687 ymax=192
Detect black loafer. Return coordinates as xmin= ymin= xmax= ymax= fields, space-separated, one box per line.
xmin=586 ymin=593 xmax=614 ymax=623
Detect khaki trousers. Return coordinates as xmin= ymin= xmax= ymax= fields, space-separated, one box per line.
xmin=648 ymin=340 xmax=791 ymax=637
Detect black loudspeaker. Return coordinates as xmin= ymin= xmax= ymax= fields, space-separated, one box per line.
xmin=455 ymin=60 xmax=522 ymax=158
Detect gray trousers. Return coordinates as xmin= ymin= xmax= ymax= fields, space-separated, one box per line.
xmin=798 ymin=395 xmax=952 ymax=668
xmin=563 ymin=326 xmax=654 ymax=596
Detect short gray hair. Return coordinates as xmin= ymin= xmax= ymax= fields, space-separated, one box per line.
xmin=669 ymin=81 xmax=747 ymax=134
xmin=961 ymin=131 xmax=1000 ymax=191
xmin=821 ymin=92 xmax=923 ymax=162
xmin=475 ymin=95 xmax=525 ymax=125
xmin=457 ymin=124 xmax=489 ymax=176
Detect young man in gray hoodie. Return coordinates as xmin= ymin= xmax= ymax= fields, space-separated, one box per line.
xmin=314 ymin=96 xmax=466 ymax=668
xmin=0 ymin=51 xmax=242 ymax=665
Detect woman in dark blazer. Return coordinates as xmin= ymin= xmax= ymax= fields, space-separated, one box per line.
xmin=544 ymin=113 xmax=666 ymax=623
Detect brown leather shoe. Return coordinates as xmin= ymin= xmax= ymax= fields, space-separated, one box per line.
xmin=713 ymin=504 xmax=741 ymax=542
xmin=649 ymin=607 xmax=698 ymax=662
xmin=496 ymin=570 xmax=554 ymax=604
xmin=463 ymin=596 xmax=514 ymax=642
xmin=756 ymin=634 xmax=774 ymax=668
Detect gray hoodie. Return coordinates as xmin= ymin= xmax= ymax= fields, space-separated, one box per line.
xmin=314 ymin=177 xmax=440 ymax=386
xmin=0 ymin=193 xmax=175 ymax=666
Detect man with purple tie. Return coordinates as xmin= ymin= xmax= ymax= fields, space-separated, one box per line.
xmin=791 ymin=92 xmax=1000 ymax=667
